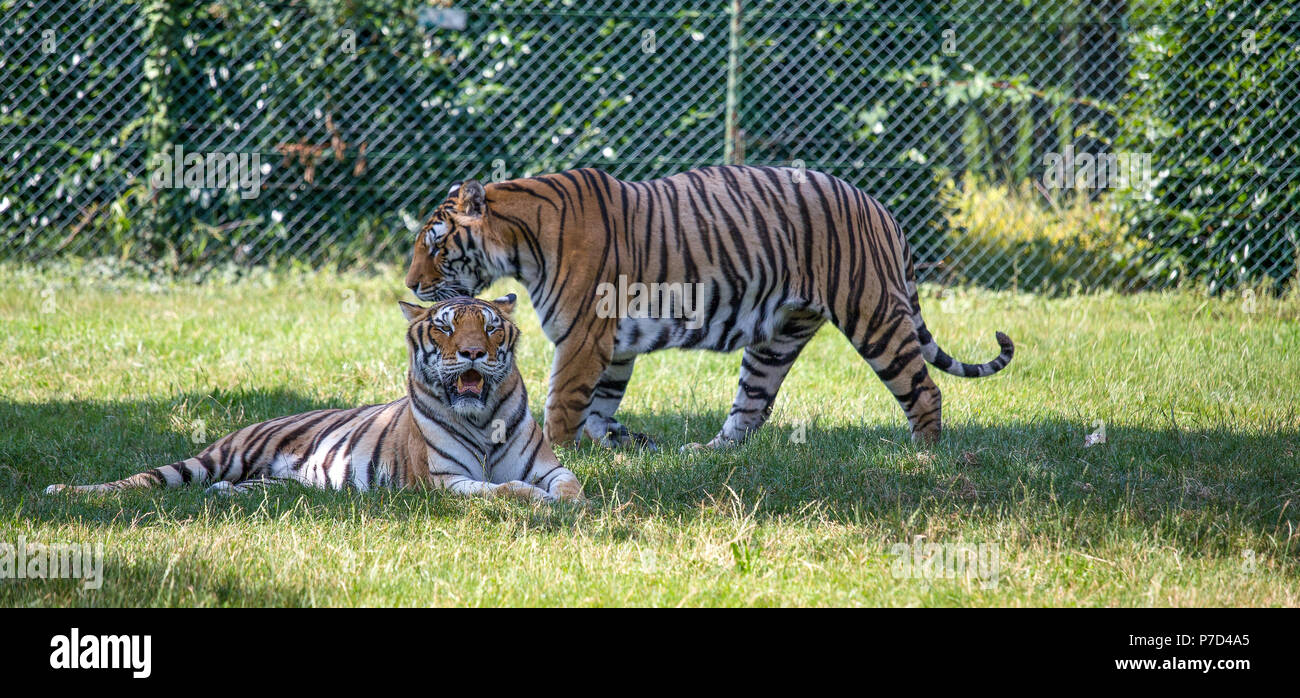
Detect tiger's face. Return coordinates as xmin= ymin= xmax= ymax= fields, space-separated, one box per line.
xmin=406 ymin=181 xmax=495 ymax=303
xmin=401 ymin=295 xmax=519 ymax=417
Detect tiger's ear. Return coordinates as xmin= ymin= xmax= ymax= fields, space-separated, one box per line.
xmin=398 ymin=301 xmax=428 ymax=323
xmin=454 ymin=180 xmax=486 ymax=220
xmin=490 ymin=293 xmax=517 ymax=320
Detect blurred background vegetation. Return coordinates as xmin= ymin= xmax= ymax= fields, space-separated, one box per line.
xmin=1 ymin=0 xmax=1296 ymax=293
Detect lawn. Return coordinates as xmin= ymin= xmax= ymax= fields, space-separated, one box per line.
xmin=1 ymin=262 xmax=1297 ymax=606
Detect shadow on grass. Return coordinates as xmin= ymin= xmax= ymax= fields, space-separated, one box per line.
xmin=0 ymin=388 xmax=592 ymax=528
xmin=587 ymin=408 xmax=1300 ymax=547
xmin=3 ymin=393 xmax=1298 ymax=565
xmin=0 ymin=387 xmax=346 ymax=495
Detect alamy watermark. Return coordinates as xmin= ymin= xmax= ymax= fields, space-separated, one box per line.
xmin=50 ymin=628 xmax=151 ymax=678
xmin=1041 ymin=145 xmax=1152 ymax=192
xmin=1 ymin=536 xmax=104 ymax=590
xmin=890 ymin=539 xmax=1000 ymax=590
xmin=594 ymin=275 xmax=707 ymax=330
xmin=149 ymin=145 xmax=262 ymax=199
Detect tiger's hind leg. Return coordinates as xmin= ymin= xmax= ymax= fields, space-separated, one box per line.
xmin=581 ymin=356 xmax=657 ymax=451
xmin=205 ymin=477 xmax=290 ymax=496
xmin=688 ymin=311 xmax=826 ymax=450
xmin=843 ymin=307 xmax=942 ymax=444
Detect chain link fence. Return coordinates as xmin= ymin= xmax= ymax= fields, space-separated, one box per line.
xmin=2 ymin=0 xmax=1297 ymax=292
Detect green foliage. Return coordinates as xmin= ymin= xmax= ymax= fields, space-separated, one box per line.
xmin=1116 ymin=1 xmax=1300 ymax=292
xmin=3 ymin=1 xmax=731 ymax=269
xmin=0 ymin=0 xmax=152 ymax=261
xmin=941 ymin=175 xmax=1148 ymax=292
xmin=740 ymin=0 xmax=1128 ymax=276
xmin=4 ymin=0 xmax=1296 ymax=291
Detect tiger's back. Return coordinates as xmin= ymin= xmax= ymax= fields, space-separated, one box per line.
xmin=592 ymin=166 xmax=913 ymax=356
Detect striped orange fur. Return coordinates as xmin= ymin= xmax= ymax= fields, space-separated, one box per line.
xmin=405 ymin=166 xmax=1013 ymax=448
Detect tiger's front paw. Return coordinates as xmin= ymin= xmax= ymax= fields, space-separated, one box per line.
xmin=551 ymin=478 xmax=585 ymax=504
xmin=624 ymin=430 xmax=659 ymax=452
xmin=495 ymin=480 xmax=547 ymax=503
xmin=44 ymin=484 xmax=69 ymax=495
xmin=680 ymin=435 xmax=739 ymax=453
xmin=583 ymin=415 xmax=658 ymax=452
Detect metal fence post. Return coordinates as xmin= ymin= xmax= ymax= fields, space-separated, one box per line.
xmin=724 ymin=0 xmax=744 ymax=165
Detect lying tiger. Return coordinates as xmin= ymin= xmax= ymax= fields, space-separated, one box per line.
xmin=46 ymin=296 xmax=583 ymax=503
xmin=405 ymin=166 xmax=1014 ymax=449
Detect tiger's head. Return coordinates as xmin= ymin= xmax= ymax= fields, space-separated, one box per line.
xmin=406 ymin=180 xmax=500 ymax=303
xmin=400 ymin=294 xmax=519 ymax=418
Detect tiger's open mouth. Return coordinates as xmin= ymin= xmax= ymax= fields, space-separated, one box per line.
xmin=444 ymin=368 xmax=493 ymax=409
xmin=455 ymin=369 xmax=484 ymax=397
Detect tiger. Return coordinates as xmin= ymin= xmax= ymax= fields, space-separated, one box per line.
xmin=45 ymin=296 xmax=583 ymax=503
xmin=405 ymin=165 xmax=1014 ymax=450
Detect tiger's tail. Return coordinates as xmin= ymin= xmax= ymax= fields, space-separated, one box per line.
xmin=45 ymin=457 xmax=208 ymax=495
xmin=904 ymin=257 xmax=1015 ymax=378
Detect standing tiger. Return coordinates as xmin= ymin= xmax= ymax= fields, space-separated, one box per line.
xmin=405 ymin=166 xmax=1014 ymax=449
xmin=45 ymin=296 xmax=583 ymax=503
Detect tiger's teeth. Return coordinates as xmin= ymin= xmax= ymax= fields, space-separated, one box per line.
xmin=456 ymin=376 xmax=464 ymax=392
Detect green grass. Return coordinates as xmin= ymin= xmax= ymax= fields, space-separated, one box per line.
xmin=1 ymin=262 xmax=1298 ymax=606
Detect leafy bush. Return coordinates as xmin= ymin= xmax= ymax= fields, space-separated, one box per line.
xmin=941 ymin=175 xmax=1147 ymax=293
xmin=1116 ymin=1 xmax=1300 ymax=292
xmin=4 ymin=0 xmax=731 ymax=269
xmin=0 ymin=0 xmax=151 ymax=261
xmin=738 ymin=1 xmax=1127 ymax=282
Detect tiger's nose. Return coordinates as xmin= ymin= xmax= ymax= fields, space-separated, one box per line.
xmin=459 ymin=347 xmax=486 ymax=361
